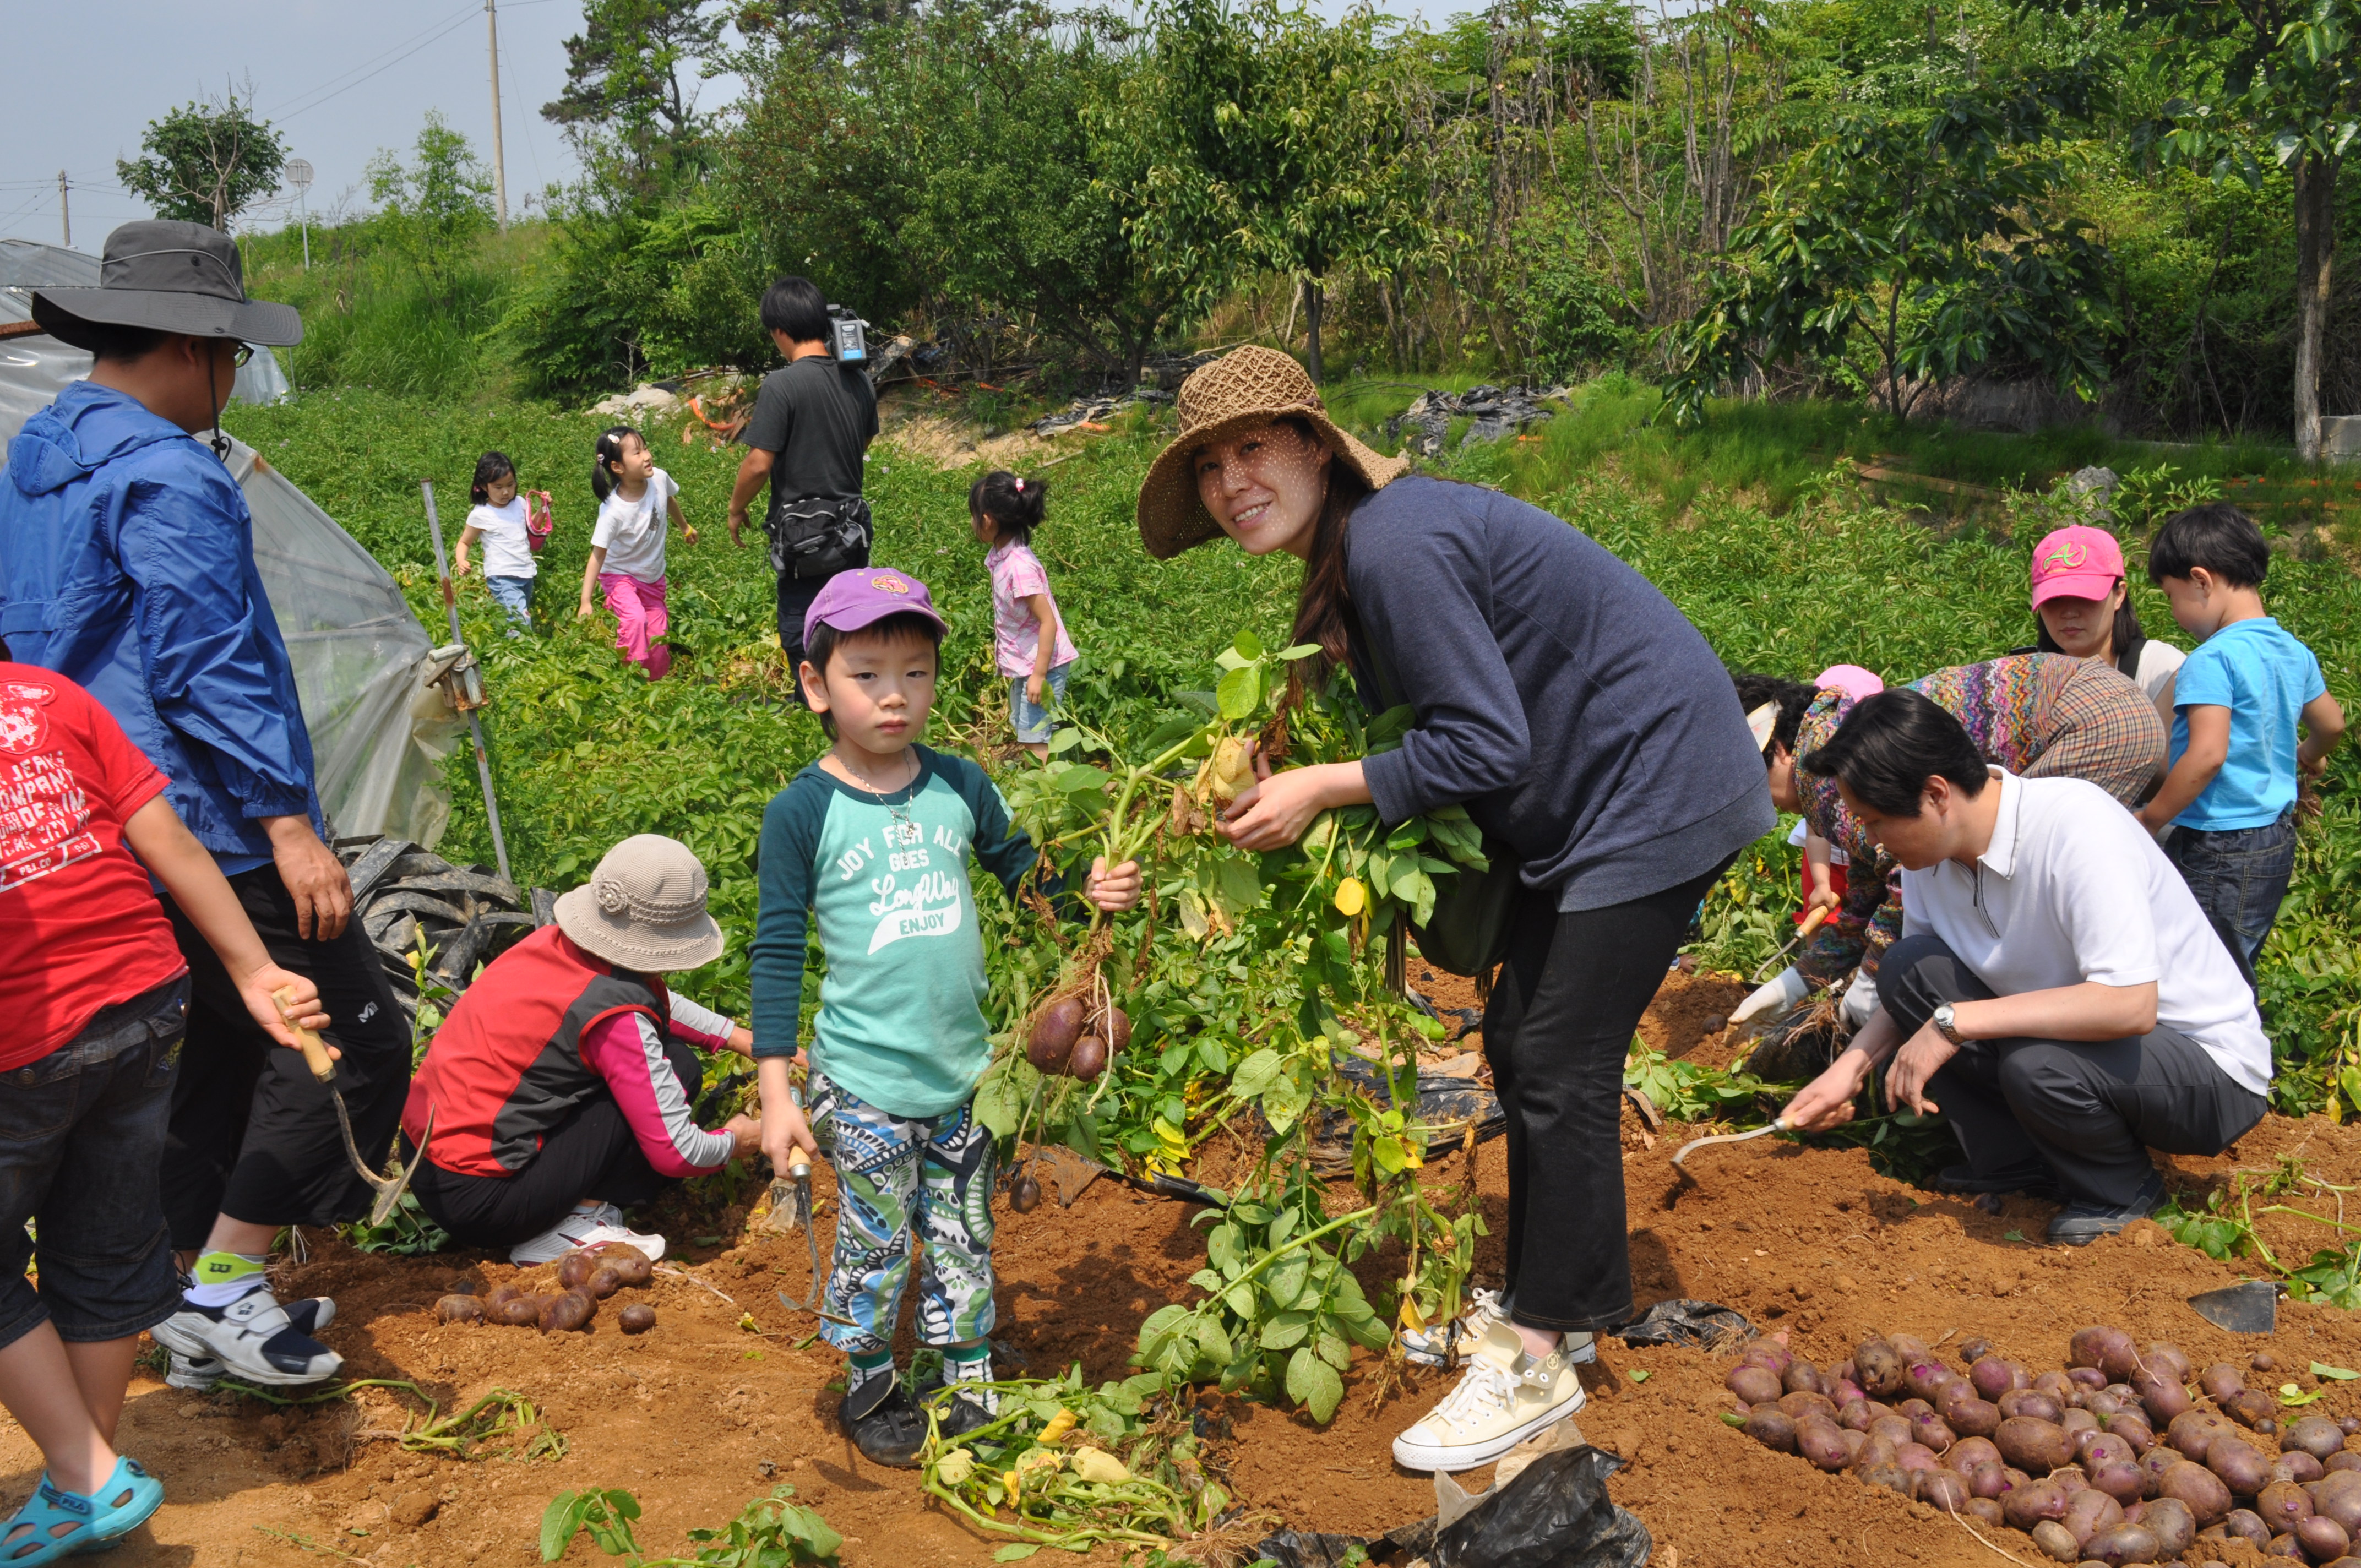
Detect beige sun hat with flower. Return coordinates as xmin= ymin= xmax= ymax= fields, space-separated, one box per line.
xmin=1135 ymin=346 xmax=1411 ymax=560
xmin=554 ymin=834 xmax=725 ymax=972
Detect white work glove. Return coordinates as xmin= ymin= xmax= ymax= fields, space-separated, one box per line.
xmin=1733 ymin=965 xmax=1809 ymax=1025
xmin=1840 ymin=967 xmax=1880 ymax=1029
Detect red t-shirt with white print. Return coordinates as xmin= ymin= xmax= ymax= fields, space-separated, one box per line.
xmin=0 ymin=663 xmax=187 ymax=1069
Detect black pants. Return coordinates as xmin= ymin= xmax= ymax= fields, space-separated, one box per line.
xmin=1483 ymin=857 xmax=1734 ymax=1333
xmin=407 ymin=1038 xmax=698 ymax=1249
xmin=159 ymin=865 xmax=411 ymax=1249
xmin=1884 ymin=933 xmax=2266 ymax=1208
xmin=777 ymin=557 xmax=866 ymax=709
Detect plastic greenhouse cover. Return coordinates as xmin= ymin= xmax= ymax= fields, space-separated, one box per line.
xmin=0 ymin=313 xmax=454 ymax=846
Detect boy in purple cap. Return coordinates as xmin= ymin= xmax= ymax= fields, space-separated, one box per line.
xmin=746 ymin=567 xmax=1140 ymax=1467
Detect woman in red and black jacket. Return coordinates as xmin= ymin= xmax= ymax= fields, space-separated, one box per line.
xmin=402 ymin=836 xmax=763 ymax=1266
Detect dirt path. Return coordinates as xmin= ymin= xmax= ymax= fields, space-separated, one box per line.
xmin=18 ymin=974 xmax=2361 ymax=1568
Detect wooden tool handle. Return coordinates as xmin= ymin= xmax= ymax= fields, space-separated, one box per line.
xmin=273 ymin=986 xmax=336 ymax=1084
xmin=1798 ymin=905 xmax=1831 ymax=937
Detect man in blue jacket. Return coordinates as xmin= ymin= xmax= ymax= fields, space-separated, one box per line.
xmin=0 ymin=221 xmax=408 ymax=1388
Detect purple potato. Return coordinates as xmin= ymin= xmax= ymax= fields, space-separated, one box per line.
xmin=1840 ymin=1428 xmax=1869 ymax=1462
xmin=2172 ymin=1411 xmax=2237 ymax=1462
xmin=2223 ymin=1507 xmax=2273 ymax=1547
xmin=2134 ymin=1369 xmax=2193 ymax=1425
xmin=1949 ymin=1436 xmax=2004 ymax=1472
xmin=1744 ymin=1407 xmax=1798 ymax=1452
xmin=1742 ymin=1343 xmax=1793 ymax=1377
xmin=2228 ymin=1388 xmax=2281 ymax=1429
xmin=2068 ymin=1366 xmax=2109 ymax=1391
xmin=2000 ymin=1417 xmax=2080 ymax=1473
xmin=2028 ymin=1521 xmax=2080 ymax=1562
xmin=1972 ymin=1356 xmax=2018 ymax=1401
xmin=2287 ymin=1417 xmax=2348 ymax=1461
xmin=1855 ymin=1335 xmax=1906 ymax=1397
xmin=1890 ymin=1333 xmax=1933 ymax=1363
xmin=1852 ymin=1435 xmax=1901 ymax=1474
xmin=1895 ymin=1441 xmax=1939 ymax=1472
xmin=2332 ymin=1454 xmax=2361 ymax=1478
xmin=1862 ymin=1464 xmax=1914 ymax=1496
xmin=2278 ymin=1452 xmax=2328 ymax=1485
xmin=1912 ymin=1413 xmax=1957 ymax=1454
xmin=1963 ymin=1497 xmax=2006 ymax=1527
xmin=2257 ymin=1480 xmax=2319 ymax=1533
xmin=1728 ymin=1364 xmax=1785 ymax=1405
xmin=434 ymin=1293 xmax=486 ymax=1325
xmin=1968 ymin=1460 xmax=2011 ymax=1499
xmin=2162 ymin=1461 xmax=2236 ymax=1525
xmin=2108 ymin=1413 xmax=2158 ymax=1456
xmin=2142 ymin=1446 xmax=2188 ymax=1490
xmin=2201 ymin=1363 xmax=2250 ymax=1404
xmin=1948 ymin=1397 xmax=2003 ymax=1440
xmin=2144 ymin=1344 xmax=2193 ymax=1382
xmin=2005 ymin=1478 xmax=2074 ymax=1531
xmin=1897 ymin=1397 xmax=1934 ymax=1420
xmin=2214 ymin=1438 xmax=2274 ymax=1498
xmin=2130 ymin=1496 xmax=2196 ymax=1555
xmin=1870 ymin=1415 xmax=1915 ymax=1449
xmin=1838 ymin=1399 xmax=1874 ymax=1432
xmin=2003 ymin=1389 xmax=2067 ymax=1424
xmin=1778 ymin=1390 xmax=1837 ymax=1423
xmin=2080 ymin=1431 xmax=2135 ymax=1469
xmin=2317 ymin=1477 xmax=2361 ymax=1534
xmin=1906 ymin=1362 xmax=1958 ymax=1403
xmin=2064 ymin=1408 xmax=2102 ymax=1437
xmin=2080 ymin=1522 xmax=2162 ymax=1565
xmin=2298 ymin=1516 xmax=2354 ymax=1562
xmin=2064 ymin=1486 xmax=2126 ymax=1544
xmin=2038 ymin=1371 xmax=2082 ymax=1403
xmin=2342 ymin=1417 xmax=2361 ymax=1438
xmin=2264 ymin=1532 xmax=2303 ymax=1559
xmin=1916 ymin=1468 xmax=1971 ymax=1510
xmin=617 ymin=1304 xmax=655 ymax=1333
xmin=1832 ymin=1379 xmax=1865 ymax=1406
xmin=2092 ymin=1462 xmax=2150 ymax=1505
xmin=2072 ymin=1326 xmax=2142 ymax=1383
xmin=2086 ymin=1390 xmax=2127 ymax=1419
xmin=1796 ymin=1418 xmax=1851 ymax=1472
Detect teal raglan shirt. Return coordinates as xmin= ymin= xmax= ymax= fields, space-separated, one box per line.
xmin=750 ymin=744 xmax=1048 ymax=1118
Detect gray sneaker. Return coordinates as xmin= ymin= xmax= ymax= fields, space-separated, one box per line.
xmin=2046 ymin=1175 xmax=2167 ymax=1247
xmin=151 ymin=1286 xmax=341 ymax=1386
xmin=165 ymin=1297 xmax=335 ymax=1390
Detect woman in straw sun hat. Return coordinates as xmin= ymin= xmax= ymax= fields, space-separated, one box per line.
xmin=399 ymin=835 xmax=766 ymax=1266
xmin=1139 ymin=346 xmax=1773 ymax=1473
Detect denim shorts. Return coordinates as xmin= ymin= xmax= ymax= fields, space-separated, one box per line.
xmin=2166 ymin=804 xmax=2298 ymax=963
xmin=1010 ymin=662 xmax=1071 ymax=744
xmin=486 ymin=574 xmax=536 ymax=628
xmin=0 ymin=974 xmax=189 ymax=1350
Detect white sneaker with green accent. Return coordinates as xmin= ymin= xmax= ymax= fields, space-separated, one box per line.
xmin=508 ymin=1203 xmax=667 ymax=1266
xmin=1401 ymin=1289 xmax=1597 ymax=1368
xmin=1391 ymin=1322 xmax=1586 ymax=1473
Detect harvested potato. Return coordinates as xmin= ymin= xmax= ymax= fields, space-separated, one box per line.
xmin=602 ymin=1244 xmax=654 ymax=1287
xmin=538 ymin=1290 xmax=595 ymax=1333
xmin=618 ymin=1304 xmax=656 ymax=1334
xmin=434 ymin=1294 xmax=485 ymax=1325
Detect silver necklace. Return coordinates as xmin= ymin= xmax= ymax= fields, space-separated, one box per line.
xmin=845 ymin=752 xmax=917 ymax=829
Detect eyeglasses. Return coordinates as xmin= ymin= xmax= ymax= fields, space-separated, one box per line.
xmin=230 ymin=342 xmax=254 ymax=368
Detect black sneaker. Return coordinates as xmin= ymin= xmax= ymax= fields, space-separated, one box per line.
xmin=1938 ymin=1164 xmax=2065 ymax=1201
xmin=839 ymin=1374 xmax=927 ymax=1468
xmin=915 ymin=1366 xmax=1000 ymax=1441
xmin=2046 ymin=1174 xmax=2167 ymax=1247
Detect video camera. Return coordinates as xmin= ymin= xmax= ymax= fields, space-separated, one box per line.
xmin=827 ymin=304 xmax=868 ymax=364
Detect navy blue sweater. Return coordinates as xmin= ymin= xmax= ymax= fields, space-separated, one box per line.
xmin=1348 ymin=476 xmax=1773 ymax=910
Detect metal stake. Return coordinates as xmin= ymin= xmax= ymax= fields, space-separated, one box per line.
xmin=421 ymin=481 xmax=513 ymax=883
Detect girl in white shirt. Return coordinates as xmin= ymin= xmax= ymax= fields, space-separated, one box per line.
xmin=580 ymin=426 xmax=695 ymax=680
xmin=455 ymin=451 xmax=537 ymax=630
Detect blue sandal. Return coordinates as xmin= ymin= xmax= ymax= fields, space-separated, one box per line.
xmin=0 ymin=1478 xmax=97 ymax=1565
xmin=72 ymin=1460 xmax=161 ymax=1554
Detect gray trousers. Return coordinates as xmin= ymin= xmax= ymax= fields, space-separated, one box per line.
xmin=1882 ymin=934 xmax=2266 ymax=1208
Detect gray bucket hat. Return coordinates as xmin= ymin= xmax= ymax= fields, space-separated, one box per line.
xmin=32 ymin=220 xmax=302 ymax=349
xmin=554 ymin=835 xmax=726 ymax=973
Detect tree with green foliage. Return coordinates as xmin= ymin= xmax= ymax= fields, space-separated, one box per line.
xmin=2048 ymin=0 xmax=2359 ymax=460
xmin=1125 ymin=0 xmax=1431 ymax=382
xmin=1666 ymin=74 xmax=2120 ymax=423
xmin=368 ymin=115 xmax=496 ymax=309
xmin=116 ymin=86 xmax=286 ymax=230
xmin=543 ymin=0 xmax=728 ymax=189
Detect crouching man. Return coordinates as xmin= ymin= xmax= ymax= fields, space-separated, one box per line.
xmin=1780 ymin=689 xmax=2267 ymax=1246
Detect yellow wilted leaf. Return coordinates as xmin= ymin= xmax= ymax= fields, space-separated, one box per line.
xmin=1037 ymin=1408 xmax=1079 ymax=1444
xmin=937 ymin=1449 xmax=976 ymax=1485
xmin=1070 ymin=1448 xmax=1130 ymax=1485
xmin=1209 ymin=736 xmax=1255 ymax=802
xmin=1334 ymin=876 xmax=1367 ymax=917
xmin=1399 ymin=1292 xmax=1427 ymax=1333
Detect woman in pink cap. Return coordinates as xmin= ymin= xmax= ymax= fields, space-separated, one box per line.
xmin=2026 ymin=524 xmax=2183 ymax=711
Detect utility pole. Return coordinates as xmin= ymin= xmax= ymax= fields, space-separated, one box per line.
xmin=285 ymin=158 xmax=314 ymax=269
xmin=57 ymin=171 xmax=69 ymax=248
xmin=486 ymin=0 xmax=509 ymax=231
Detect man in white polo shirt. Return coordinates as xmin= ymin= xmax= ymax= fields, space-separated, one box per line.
xmin=1780 ymin=689 xmax=2268 ymax=1245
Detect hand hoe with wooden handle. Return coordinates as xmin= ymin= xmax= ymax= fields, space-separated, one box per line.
xmin=275 ymin=987 xmax=432 ymax=1227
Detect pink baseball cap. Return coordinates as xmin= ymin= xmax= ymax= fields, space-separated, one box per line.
xmin=1814 ymin=664 xmax=1884 ymax=703
xmin=802 ymin=566 xmax=946 ymax=650
xmin=2029 ymin=525 xmax=2126 ymax=608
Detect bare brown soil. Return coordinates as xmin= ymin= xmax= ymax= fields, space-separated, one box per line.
xmin=14 ymin=972 xmax=2361 ymax=1568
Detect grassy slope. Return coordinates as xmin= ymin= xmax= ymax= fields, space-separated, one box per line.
xmin=225 ymin=383 xmax=2361 ymax=1098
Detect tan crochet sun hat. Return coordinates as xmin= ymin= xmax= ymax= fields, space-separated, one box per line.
xmin=554 ymin=835 xmax=725 ymax=972
xmin=1135 ymin=346 xmax=1411 ymax=560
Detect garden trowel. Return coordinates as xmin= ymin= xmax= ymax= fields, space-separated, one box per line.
xmin=2187 ymin=1280 xmax=2278 ymax=1333
xmin=275 ymin=987 xmax=431 ymax=1227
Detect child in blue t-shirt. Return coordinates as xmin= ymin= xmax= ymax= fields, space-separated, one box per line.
xmin=2136 ymin=503 xmax=2346 ymax=960
xmin=746 ymin=568 xmax=1139 ymax=1471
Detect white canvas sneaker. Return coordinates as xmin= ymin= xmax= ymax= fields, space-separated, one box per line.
xmin=1391 ymin=1321 xmax=1586 ymax=1473
xmin=508 ymin=1202 xmax=667 ymax=1266
xmin=151 ymin=1285 xmax=341 ymax=1386
xmin=1401 ymin=1289 xmax=1598 ymax=1368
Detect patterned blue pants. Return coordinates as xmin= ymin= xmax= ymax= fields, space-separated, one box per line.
xmin=808 ymin=1070 xmax=997 ymax=1357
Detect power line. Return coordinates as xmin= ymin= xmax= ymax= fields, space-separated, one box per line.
xmin=272 ymin=2 xmax=483 ymax=122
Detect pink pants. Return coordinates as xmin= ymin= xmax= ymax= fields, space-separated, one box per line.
xmin=599 ymin=572 xmax=671 ymax=680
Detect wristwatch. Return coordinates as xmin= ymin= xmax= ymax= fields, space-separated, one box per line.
xmin=1930 ymin=1003 xmax=1966 ymax=1046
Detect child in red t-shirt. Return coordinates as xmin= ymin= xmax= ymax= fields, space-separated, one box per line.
xmin=0 ymin=665 xmax=325 ymax=1560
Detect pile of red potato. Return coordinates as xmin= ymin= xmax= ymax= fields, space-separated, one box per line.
xmin=428 ymin=1244 xmax=658 ymax=1335
xmin=1724 ymin=1322 xmax=2361 ymax=1565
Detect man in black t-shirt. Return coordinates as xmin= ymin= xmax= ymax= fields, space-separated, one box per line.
xmin=727 ymin=276 xmax=880 ymax=692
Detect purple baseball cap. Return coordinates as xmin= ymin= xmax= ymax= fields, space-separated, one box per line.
xmin=801 ymin=566 xmax=946 ymax=651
